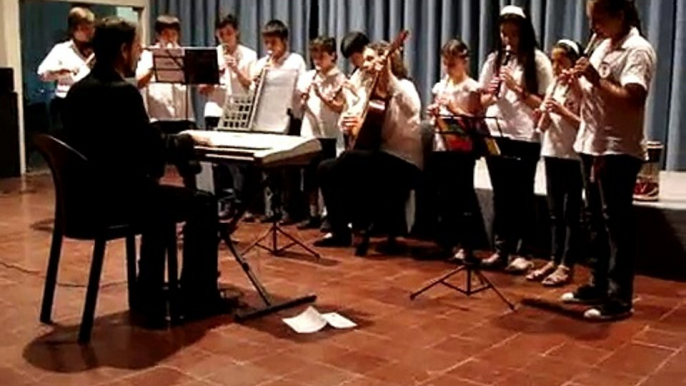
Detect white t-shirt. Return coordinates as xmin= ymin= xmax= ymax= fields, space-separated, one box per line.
xmin=252 ymin=52 xmax=307 ymax=118
xmin=297 ymin=66 xmax=347 ymax=151
xmin=431 ymin=76 xmax=480 ymax=150
xmin=479 ymin=50 xmax=554 ymax=142
xmin=136 ymin=44 xmax=194 ymax=121
xmin=541 ymin=82 xmax=581 ymax=160
xmin=380 ymin=77 xmax=424 ymax=170
xmin=574 ymin=28 xmax=657 ymax=160
xmin=37 ymin=40 xmax=92 ymax=99
xmin=204 ymin=44 xmax=257 ymax=119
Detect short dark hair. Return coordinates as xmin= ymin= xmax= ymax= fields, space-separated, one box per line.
xmin=68 ymin=7 xmax=95 ymax=34
xmin=92 ymin=16 xmax=138 ymax=67
xmin=262 ymin=19 xmax=289 ymax=40
xmin=154 ymin=15 xmax=181 ymax=35
xmin=309 ymin=36 xmax=337 ymax=56
xmin=340 ymin=31 xmax=369 ymax=58
xmin=441 ymin=39 xmax=469 ymax=59
xmin=216 ymin=13 xmax=238 ymax=30
xmin=589 ymin=0 xmax=643 ymax=33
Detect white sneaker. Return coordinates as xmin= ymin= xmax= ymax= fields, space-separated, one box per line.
xmin=505 ymin=257 xmax=534 ymax=274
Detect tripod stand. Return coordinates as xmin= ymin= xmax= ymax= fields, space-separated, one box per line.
xmin=241 ymin=171 xmax=321 ymax=259
xmin=410 ymin=260 xmax=516 ymax=311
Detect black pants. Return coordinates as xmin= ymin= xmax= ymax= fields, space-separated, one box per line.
xmin=49 ymin=97 xmax=65 ymax=137
xmin=485 ymin=138 xmax=541 ymax=258
xmin=319 ymin=150 xmax=419 ymax=235
xmin=544 ymin=157 xmax=583 ymax=267
xmin=428 ymin=152 xmax=479 ymax=253
xmin=133 ymin=185 xmax=219 ymax=304
xmin=581 ymin=154 xmax=642 ymax=306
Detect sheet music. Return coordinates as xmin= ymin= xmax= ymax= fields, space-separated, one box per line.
xmin=151 ymin=47 xmax=185 ymax=83
xmin=282 ymin=306 xmax=356 ymax=334
xmin=252 ymin=69 xmax=299 ymax=133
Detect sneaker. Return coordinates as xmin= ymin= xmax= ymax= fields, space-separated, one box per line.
xmin=481 ymin=252 xmax=508 ymax=270
xmin=560 ymin=284 xmax=606 ymax=305
xmin=320 ymin=217 xmax=332 ymax=233
xmin=505 ymin=256 xmax=534 ymax=274
xmin=313 ymin=232 xmax=352 ymax=248
xmin=584 ymin=302 xmax=633 ymax=322
xmin=297 ymin=216 xmax=322 ymax=230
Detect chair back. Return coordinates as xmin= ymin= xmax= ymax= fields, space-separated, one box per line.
xmin=33 ymin=134 xmax=102 ymax=239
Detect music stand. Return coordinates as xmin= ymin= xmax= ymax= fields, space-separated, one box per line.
xmin=410 ymin=115 xmax=515 ymax=311
xmin=151 ymin=47 xmax=220 ymax=122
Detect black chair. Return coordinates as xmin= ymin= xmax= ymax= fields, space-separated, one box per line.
xmin=34 ymin=134 xmax=179 ymax=343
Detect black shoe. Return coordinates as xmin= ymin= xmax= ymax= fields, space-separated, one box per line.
xmin=560 ymin=284 xmax=607 ymax=305
xmin=242 ymin=212 xmax=256 ymax=223
xmin=583 ymin=300 xmax=633 ymax=321
xmin=182 ymin=293 xmax=238 ymax=322
xmin=480 ymin=252 xmax=508 ymax=270
xmin=297 ymin=217 xmax=322 ymax=230
xmin=130 ymin=295 xmax=168 ymax=330
xmin=313 ymin=232 xmax=352 ymax=247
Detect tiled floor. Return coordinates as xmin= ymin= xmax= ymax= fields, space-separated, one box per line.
xmin=1 ymin=172 xmax=685 ymax=386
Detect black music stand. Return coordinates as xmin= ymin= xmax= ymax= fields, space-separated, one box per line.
xmin=410 ymin=115 xmax=515 ymax=311
xmin=151 ymin=47 xmax=220 ymax=122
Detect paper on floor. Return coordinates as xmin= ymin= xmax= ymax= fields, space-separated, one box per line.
xmin=282 ymin=306 xmax=356 ymax=334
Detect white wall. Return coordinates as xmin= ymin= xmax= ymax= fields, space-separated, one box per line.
xmin=0 ymin=0 xmax=149 ymax=175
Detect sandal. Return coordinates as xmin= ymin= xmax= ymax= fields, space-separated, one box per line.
xmin=542 ymin=265 xmax=573 ymax=287
xmin=526 ymin=261 xmax=557 ymax=282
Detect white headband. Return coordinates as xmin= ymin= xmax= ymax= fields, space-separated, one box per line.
xmin=500 ymin=5 xmax=526 ymax=19
xmin=557 ymin=39 xmax=581 ymax=55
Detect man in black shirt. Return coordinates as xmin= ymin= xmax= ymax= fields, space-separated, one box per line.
xmin=62 ymin=16 xmax=228 ymax=326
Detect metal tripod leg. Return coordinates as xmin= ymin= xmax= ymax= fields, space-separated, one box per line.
xmin=410 ymin=263 xmax=516 ymax=311
xmin=219 ymin=225 xmax=317 ymax=321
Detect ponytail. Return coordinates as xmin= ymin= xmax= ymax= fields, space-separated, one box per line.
xmin=590 ymin=0 xmax=643 ymax=34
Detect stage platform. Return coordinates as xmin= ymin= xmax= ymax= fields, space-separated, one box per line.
xmin=471 ymin=159 xmax=686 ymax=282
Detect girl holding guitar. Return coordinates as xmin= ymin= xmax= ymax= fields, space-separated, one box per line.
xmin=314 ymin=36 xmax=423 ymax=250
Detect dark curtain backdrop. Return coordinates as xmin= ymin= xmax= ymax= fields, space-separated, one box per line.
xmin=152 ymin=0 xmax=686 ymax=170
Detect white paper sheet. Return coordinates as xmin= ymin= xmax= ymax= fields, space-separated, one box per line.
xmin=282 ymin=306 xmax=357 ymax=334
xmin=282 ymin=306 xmax=328 ymax=334
xmin=321 ymin=313 xmax=357 ymax=329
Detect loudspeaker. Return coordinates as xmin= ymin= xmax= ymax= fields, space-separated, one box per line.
xmin=0 ymin=68 xmax=14 ymax=93
xmin=0 ymin=92 xmax=21 ymax=178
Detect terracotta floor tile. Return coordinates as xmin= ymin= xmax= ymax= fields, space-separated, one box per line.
xmin=632 ymin=328 xmax=686 ymax=350
xmin=496 ymin=371 xmax=567 ymax=386
xmin=639 ymin=372 xmax=686 ymax=386
xmin=545 ymin=342 xmax=613 ymax=366
xmin=523 ymin=355 xmax=592 ymax=382
xmin=447 ymin=359 xmax=516 ymax=385
xmin=124 ymin=367 xmax=197 ymax=386
xmin=572 ymin=369 xmax=644 ymax=386
xmin=0 ymin=365 xmax=33 ymax=386
xmin=597 ymin=342 xmax=674 ymax=376
xmin=249 ymin=351 xmax=316 ymax=377
xmin=203 ymin=362 xmax=278 ymax=386
xmin=285 ymin=362 xmax=357 ymax=386
xmin=421 ymin=374 xmax=489 ymax=386
xmin=430 ymin=336 xmax=493 ymax=358
xmin=365 ymin=361 xmax=434 ymax=386
xmin=323 ymin=349 xmax=392 ymax=375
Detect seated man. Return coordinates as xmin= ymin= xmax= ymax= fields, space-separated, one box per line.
xmin=315 ymin=41 xmax=423 ymax=249
xmin=62 ymin=16 xmax=230 ymax=326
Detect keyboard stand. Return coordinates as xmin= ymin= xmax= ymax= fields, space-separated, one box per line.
xmin=217 ymin=223 xmax=316 ymax=321
xmin=211 ymin=164 xmax=317 ymax=321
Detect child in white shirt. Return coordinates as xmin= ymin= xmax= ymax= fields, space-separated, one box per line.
xmin=37 ymin=7 xmax=95 ymax=132
xmin=425 ymin=39 xmax=482 ymax=263
xmin=561 ymin=0 xmax=656 ymax=322
xmin=527 ymin=39 xmax=583 ymax=287
xmin=296 ymin=36 xmax=346 ymax=229
xmin=136 ymin=15 xmax=194 ymax=123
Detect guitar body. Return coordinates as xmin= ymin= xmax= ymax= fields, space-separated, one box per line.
xmin=350 ymin=98 xmax=386 ymax=151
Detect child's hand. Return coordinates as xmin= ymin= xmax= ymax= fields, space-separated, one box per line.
xmin=501 ymin=68 xmax=518 ymax=91
xmin=543 ymin=98 xmax=564 ymax=115
xmin=341 ymin=114 xmax=362 ymax=134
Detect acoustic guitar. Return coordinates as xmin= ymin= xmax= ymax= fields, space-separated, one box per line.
xmin=345 ymin=30 xmax=410 ymax=151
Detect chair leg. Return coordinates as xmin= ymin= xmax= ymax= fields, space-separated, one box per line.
xmin=78 ymin=237 xmax=107 ymax=344
xmin=40 ymin=227 xmax=63 ymax=324
xmin=125 ymin=234 xmax=137 ymax=311
xmin=166 ymin=226 xmax=180 ymax=324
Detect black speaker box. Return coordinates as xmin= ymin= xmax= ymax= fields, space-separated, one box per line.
xmin=0 ymin=68 xmax=14 ymax=93
xmin=0 ymin=92 xmax=21 ymax=178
